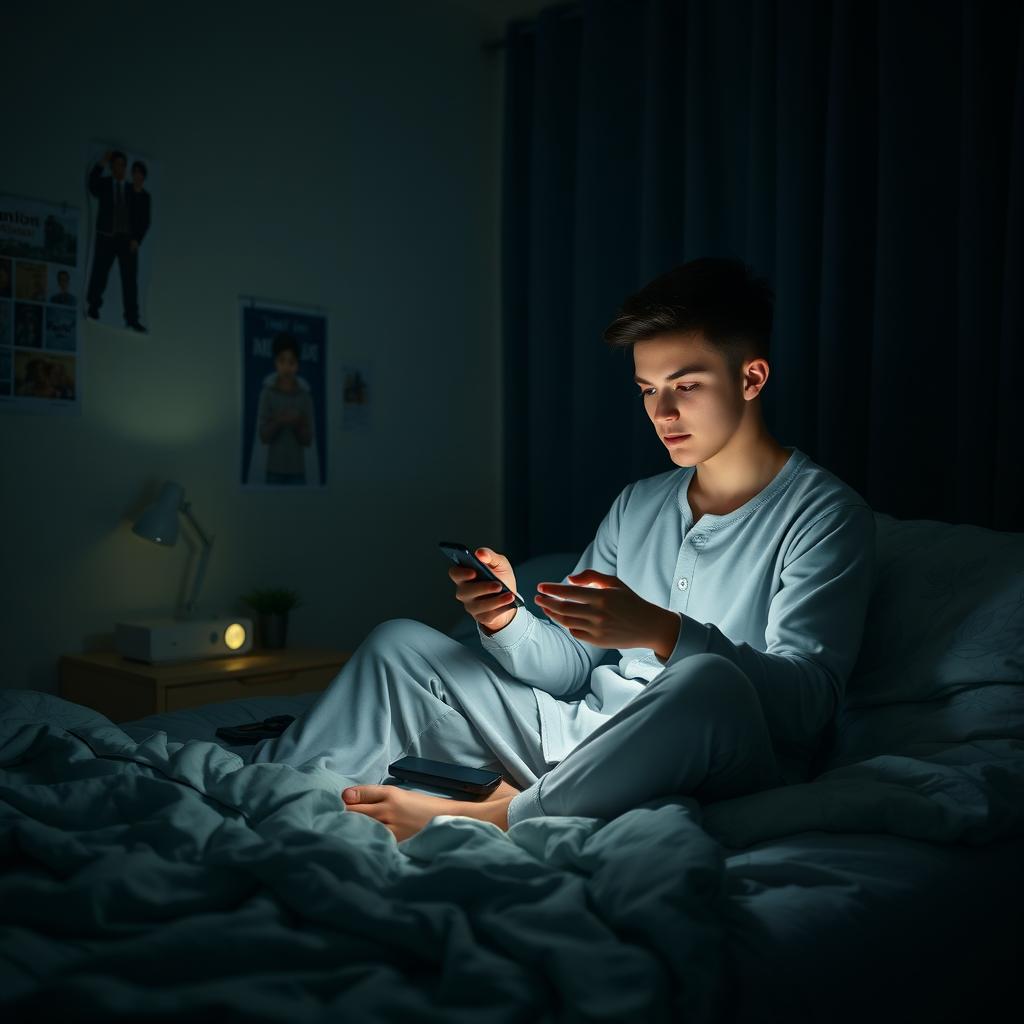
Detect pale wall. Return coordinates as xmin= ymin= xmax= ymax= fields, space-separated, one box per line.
xmin=0 ymin=0 xmax=510 ymax=691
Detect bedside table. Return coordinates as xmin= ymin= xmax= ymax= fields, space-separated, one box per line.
xmin=59 ymin=648 xmax=353 ymax=723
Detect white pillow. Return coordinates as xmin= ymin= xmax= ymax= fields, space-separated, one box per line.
xmin=845 ymin=512 xmax=1024 ymax=708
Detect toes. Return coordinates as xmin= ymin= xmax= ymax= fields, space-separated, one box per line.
xmin=343 ymin=785 xmax=388 ymax=804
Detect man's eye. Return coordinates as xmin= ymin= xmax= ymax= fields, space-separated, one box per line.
xmin=638 ymin=384 xmax=700 ymax=398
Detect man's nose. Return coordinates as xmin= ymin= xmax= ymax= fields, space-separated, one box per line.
xmin=655 ymin=394 xmax=679 ymax=419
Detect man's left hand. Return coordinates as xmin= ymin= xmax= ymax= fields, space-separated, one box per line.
xmin=535 ymin=570 xmax=680 ymax=659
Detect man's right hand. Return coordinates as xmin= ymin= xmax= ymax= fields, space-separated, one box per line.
xmin=449 ymin=547 xmax=520 ymax=635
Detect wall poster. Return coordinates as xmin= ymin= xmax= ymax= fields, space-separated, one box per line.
xmin=0 ymin=192 xmax=82 ymax=414
xmin=241 ymin=297 xmax=327 ymax=489
xmin=82 ymin=141 xmax=157 ymax=334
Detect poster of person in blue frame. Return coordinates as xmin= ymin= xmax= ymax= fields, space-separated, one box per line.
xmin=241 ymin=298 xmax=327 ymax=489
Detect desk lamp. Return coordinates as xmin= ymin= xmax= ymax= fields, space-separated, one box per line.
xmin=114 ymin=481 xmax=253 ymax=663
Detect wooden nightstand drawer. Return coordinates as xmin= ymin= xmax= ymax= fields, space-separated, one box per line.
xmin=60 ymin=649 xmax=352 ymax=721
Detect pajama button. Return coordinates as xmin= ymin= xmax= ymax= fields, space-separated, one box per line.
xmin=677 ymin=577 xmax=688 ymax=590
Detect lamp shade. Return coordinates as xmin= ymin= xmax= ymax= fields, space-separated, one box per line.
xmin=132 ymin=481 xmax=184 ymax=546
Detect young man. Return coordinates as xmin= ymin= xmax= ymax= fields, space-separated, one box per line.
xmin=251 ymin=258 xmax=876 ymax=841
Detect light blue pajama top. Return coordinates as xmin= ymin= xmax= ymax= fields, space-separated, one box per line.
xmin=476 ymin=446 xmax=876 ymax=781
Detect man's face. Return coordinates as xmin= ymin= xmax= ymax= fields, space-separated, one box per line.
xmin=132 ymin=168 xmax=145 ymax=188
xmin=632 ymin=332 xmax=747 ymax=467
xmin=57 ymin=273 xmax=69 ymax=292
xmin=274 ymin=349 xmax=298 ymax=379
xmin=111 ymin=157 xmax=127 ymax=180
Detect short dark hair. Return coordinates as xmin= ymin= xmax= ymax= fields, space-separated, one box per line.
xmin=57 ymin=270 xmax=69 ymax=281
xmin=132 ymin=160 xmax=148 ymax=178
xmin=272 ymin=332 xmax=299 ymax=360
xmin=110 ymin=150 xmax=127 ymax=165
xmin=604 ymin=257 xmax=774 ymax=380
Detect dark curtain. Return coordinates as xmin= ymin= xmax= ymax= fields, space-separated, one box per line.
xmin=501 ymin=0 xmax=1024 ymax=562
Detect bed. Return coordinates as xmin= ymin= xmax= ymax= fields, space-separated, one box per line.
xmin=1 ymin=511 xmax=1022 ymax=1022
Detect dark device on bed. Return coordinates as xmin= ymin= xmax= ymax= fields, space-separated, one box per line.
xmin=215 ymin=715 xmax=295 ymax=745
xmin=388 ymin=755 xmax=503 ymax=796
xmin=438 ymin=541 xmax=525 ymax=608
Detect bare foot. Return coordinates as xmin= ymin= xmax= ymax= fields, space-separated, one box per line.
xmin=341 ymin=784 xmax=515 ymax=841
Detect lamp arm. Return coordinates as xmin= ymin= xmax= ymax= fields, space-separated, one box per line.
xmin=181 ymin=502 xmax=214 ymax=616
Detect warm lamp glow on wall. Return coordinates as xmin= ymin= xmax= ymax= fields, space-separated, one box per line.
xmin=114 ymin=481 xmax=253 ymax=664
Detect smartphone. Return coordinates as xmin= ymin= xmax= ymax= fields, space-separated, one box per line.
xmin=388 ymin=755 xmax=503 ymax=796
xmin=438 ymin=540 xmax=525 ymax=608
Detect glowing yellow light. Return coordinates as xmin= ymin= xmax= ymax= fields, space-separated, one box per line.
xmin=224 ymin=622 xmax=247 ymax=650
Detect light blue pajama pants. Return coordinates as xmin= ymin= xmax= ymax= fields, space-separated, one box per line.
xmin=249 ymin=617 xmax=787 ymax=827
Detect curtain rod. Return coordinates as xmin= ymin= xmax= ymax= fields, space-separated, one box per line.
xmin=481 ymin=1 xmax=582 ymax=52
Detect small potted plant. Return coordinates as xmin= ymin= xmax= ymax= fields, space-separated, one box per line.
xmin=240 ymin=586 xmax=302 ymax=650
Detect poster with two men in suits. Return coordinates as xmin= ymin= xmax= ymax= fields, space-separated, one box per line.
xmin=83 ymin=142 xmax=156 ymax=334
xmin=0 ymin=141 xmax=155 ymax=413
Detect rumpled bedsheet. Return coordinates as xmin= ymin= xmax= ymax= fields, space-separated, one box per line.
xmin=2 ymin=689 xmax=1023 ymax=1022
xmin=0 ymin=691 xmax=725 ymax=1023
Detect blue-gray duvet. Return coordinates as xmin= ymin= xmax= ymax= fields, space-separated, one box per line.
xmin=2 ymin=687 xmax=1023 ymax=1022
